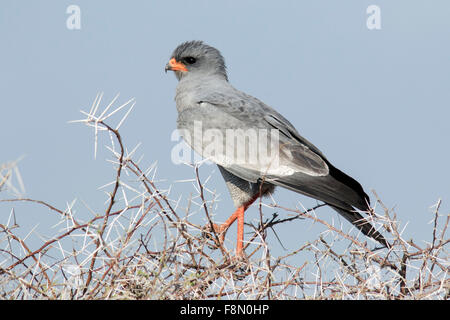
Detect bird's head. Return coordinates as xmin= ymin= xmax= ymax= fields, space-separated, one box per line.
xmin=165 ymin=40 xmax=228 ymax=81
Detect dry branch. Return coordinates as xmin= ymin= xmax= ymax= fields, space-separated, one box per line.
xmin=0 ymin=94 xmax=448 ymax=300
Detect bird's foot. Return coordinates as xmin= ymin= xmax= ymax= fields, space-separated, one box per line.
xmin=231 ymin=252 xmax=248 ymax=264
xmin=201 ymin=222 xmax=226 ymax=250
xmin=225 ymin=254 xmax=250 ymax=280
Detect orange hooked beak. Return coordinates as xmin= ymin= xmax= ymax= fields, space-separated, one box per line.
xmin=165 ymin=58 xmax=188 ymax=73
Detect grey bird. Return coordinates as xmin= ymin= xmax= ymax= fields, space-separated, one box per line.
xmin=165 ymin=41 xmax=389 ymax=256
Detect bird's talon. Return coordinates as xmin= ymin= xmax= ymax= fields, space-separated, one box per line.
xmin=202 ymin=223 xmax=225 ymax=249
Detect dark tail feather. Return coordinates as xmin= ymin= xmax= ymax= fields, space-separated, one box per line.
xmin=330 ymin=205 xmax=390 ymax=248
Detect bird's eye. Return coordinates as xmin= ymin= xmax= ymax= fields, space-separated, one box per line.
xmin=183 ymin=57 xmax=197 ymax=64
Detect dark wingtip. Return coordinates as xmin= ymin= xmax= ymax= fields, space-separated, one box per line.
xmin=327 ymin=162 xmax=371 ymax=210
xmin=330 ymin=205 xmax=391 ymax=249
xmin=368 ymin=228 xmax=391 ymax=249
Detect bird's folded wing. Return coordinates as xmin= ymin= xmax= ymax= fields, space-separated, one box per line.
xmin=176 ymin=99 xmax=329 ymax=182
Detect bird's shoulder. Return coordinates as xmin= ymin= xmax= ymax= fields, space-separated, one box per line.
xmin=178 ymin=83 xmax=280 ymax=126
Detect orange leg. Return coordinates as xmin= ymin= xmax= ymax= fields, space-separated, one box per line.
xmin=235 ymin=207 xmax=245 ymax=256
xmin=213 ymin=194 xmax=259 ymax=256
xmin=213 ymin=207 xmax=240 ymax=243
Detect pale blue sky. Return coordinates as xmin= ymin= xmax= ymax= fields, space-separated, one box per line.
xmin=1 ymin=1 xmax=449 ymax=255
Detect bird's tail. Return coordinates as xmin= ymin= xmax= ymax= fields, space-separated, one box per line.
xmin=329 ymin=205 xmax=390 ymax=248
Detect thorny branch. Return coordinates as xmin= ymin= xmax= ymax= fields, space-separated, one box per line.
xmin=0 ymin=94 xmax=448 ymax=300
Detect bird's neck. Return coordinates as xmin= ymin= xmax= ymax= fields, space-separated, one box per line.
xmin=179 ymin=70 xmax=228 ymax=83
xmin=174 ymin=74 xmax=230 ymax=113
